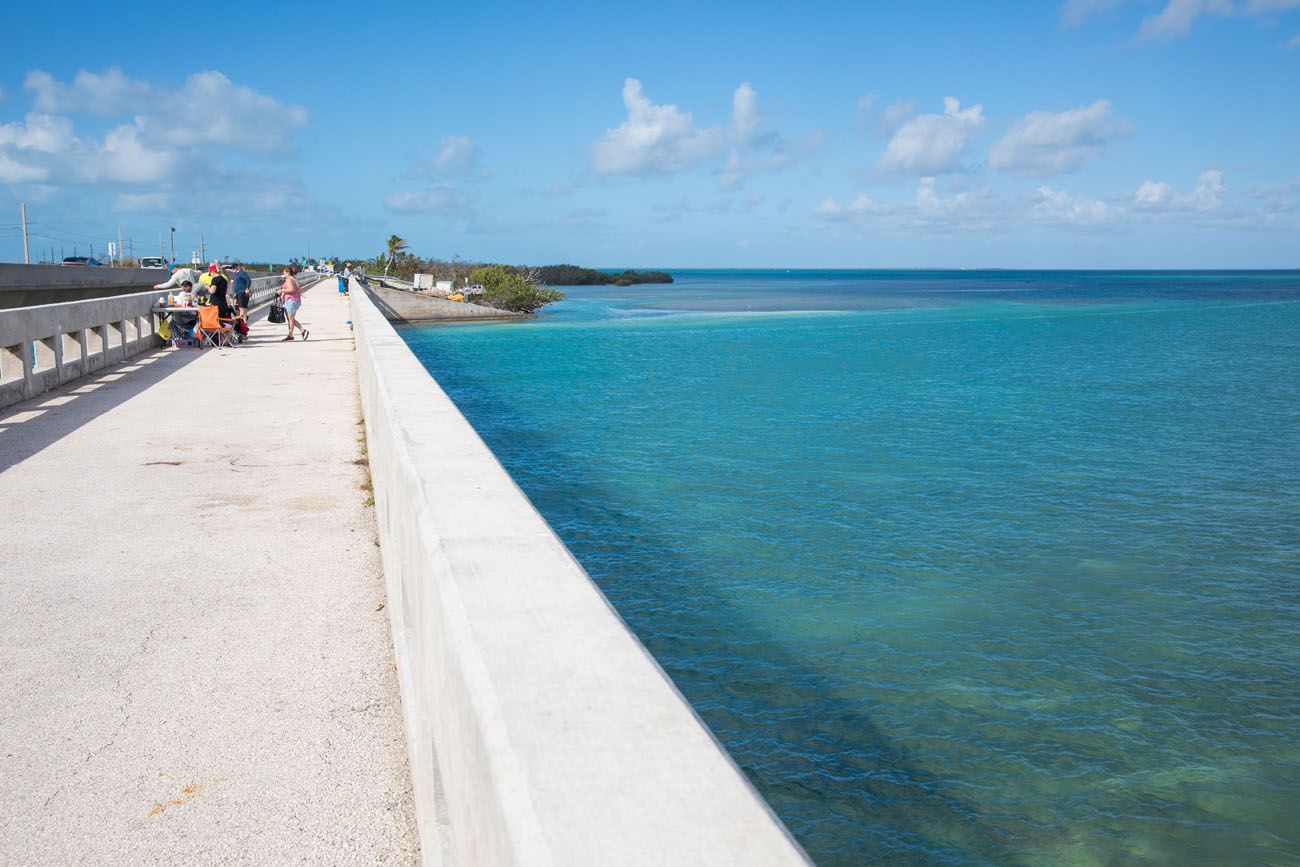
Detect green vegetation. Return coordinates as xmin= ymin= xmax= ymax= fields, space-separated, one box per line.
xmin=385 ymin=235 xmax=408 ymax=275
xmin=533 ymin=264 xmax=674 ymax=286
xmin=340 ymin=235 xmax=675 ymax=314
xmin=470 ymin=265 xmax=566 ymax=314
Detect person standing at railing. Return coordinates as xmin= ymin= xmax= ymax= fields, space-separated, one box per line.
xmin=276 ymin=266 xmax=309 ymax=342
xmin=153 ymin=267 xmax=203 ymax=292
xmin=230 ymin=263 xmax=252 ymax=330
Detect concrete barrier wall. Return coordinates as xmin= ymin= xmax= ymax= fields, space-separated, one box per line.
xmin=0 ymin=264 xmax=161 ymax=309
xmin=0 ymin=264 xmax=276 ymax=309
xmin=0 ymin=274 xmax=307 ymax=409
xmin=364 ymin=283 xmax=524 ymax=323
xmin=350 ymin=279 xmax=808 ymax=866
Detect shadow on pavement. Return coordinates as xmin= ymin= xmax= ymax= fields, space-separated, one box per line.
xmin=0 ymin=346 xmax=205 ymax=473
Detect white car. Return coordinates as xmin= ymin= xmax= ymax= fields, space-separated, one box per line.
xmin=139 ymin=256 xmax=167 ymax=269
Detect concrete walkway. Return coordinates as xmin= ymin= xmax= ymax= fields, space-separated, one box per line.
xmin=0 ymin=287 xmax=419 ymax=863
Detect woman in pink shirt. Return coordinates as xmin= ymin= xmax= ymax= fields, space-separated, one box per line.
xmin=276 ymin=267 xmax=309 ymax=341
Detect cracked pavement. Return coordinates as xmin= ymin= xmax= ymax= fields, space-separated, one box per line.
xmin=0 ymin=287 xmax=419 ymax=864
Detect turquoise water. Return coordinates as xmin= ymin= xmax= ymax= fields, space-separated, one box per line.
xmin=399 ymin=271 xmax=1300 ymax=865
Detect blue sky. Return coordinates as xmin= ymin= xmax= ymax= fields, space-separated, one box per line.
xmin=1 ymin=0 xmax=1298 ymax=268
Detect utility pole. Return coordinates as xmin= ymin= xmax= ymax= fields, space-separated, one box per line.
xmin=117 ymin=224 xmax=124 ymax=266
xmin=169 ymin=227 xmax=175 ymax=264
xmin=21 ymin=203 xmax=30 ymax=264
xmin=200 ymin=234 xmax=205 ymax=263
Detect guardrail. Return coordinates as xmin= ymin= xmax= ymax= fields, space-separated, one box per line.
xmin=0 ymin=272 xmax=319 ymax=410
xmin=349 ymin=277 xmax=808 ymax=866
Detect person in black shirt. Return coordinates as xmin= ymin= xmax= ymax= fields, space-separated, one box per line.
xmin=208 ymin=271 xmax=232 ymax=318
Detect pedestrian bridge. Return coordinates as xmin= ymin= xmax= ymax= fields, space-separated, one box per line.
xmin=0 ymin=278 xmax=807 ymax=864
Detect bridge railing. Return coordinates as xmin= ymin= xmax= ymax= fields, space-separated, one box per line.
xmin=0 ymin=272 xmax=318 ymax=410
xmin=349 ymin=277 xmax=809 ymax=866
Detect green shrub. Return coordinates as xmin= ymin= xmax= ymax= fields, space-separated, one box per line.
xmin=471 ymin=265 xmax=566 ymax=313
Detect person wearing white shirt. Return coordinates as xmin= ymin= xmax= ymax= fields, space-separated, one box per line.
xmin=154 ymin=267 xmax=203 ymax=291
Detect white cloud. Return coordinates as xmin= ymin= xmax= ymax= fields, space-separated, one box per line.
xmin=1134 ymin=169 xmax=1227 ymax=211
xmin=989 ymin=100 xmax=1121 ymax=176
xmin=720 ymin=82 xmax=791 ymax=190
xmin=25 ymin=68 xmax=151 ymax=115
xmin=812 ymin=193 xmax=882 ymax=219
xmin=880 ymin=100 xmax=916 ymax=132
xmin=1135 ymin=179 xmax=1176 ymax=206
xmin=92 ymin=125 xmax=181 ymax=184
xmin=145 ymin=71 xmax=308 ymax=153
xmin=816 ymin=169 xmax=1268 ymax=233
xmin=731 ymin=83 xmax=765 ymax=147
xmin=879 ymin=97 xmax=986 ymax=175
xmin=589 ymin=79 xmax=796 ymax=188
xmin=1140 ymin=0 xmax=1233 ymax=38
xmin=1031 ymin=186 xmax=1125 ymax=229
xmin=0 ymin=113 xmax=180 ymax=187
xmin=23 ymin=68 xmax=308 ymax=154
xmin=435 ymin=135 xmax=479 ymax=176
xmin=0 ymin=152 xmax=47 ymax=183
xmin=1250 ymin=178 xmax=1300 ymax=215
xmin=857 ymin=93 xmax=878 ymax=113
xmin=0 ymin=113 xmax=75 ymax=153
xmin=591 ymin=79 xmax=725 ymax=176
xmin=913 ymin=178 xmax=1005 ymax=228
xmin=814 ymin=178 xmax=1006 ymax=231
xmin=112 ymin=191 xmax=173 ymax=213
xmin=387 ymin=135 xmax=489 ymax=227
xmin=385 ymin=183 xmax=475 ymax=212
xmin=1138 ymin=0 xmax=1300 ymax=39
xmin=0 ymin=68 xmax=320 ymax=228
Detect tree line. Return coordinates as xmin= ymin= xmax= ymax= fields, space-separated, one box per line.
xmin=301 ymin=236 xmax=674 ymax=314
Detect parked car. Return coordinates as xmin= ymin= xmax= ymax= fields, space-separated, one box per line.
xmin=61 ymin=256 xmax=102 ymax=267
xmin=139 ymin=256 xmax=167 ymax=269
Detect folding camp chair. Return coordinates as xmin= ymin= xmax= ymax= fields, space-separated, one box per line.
xmin=195 ymin=305 xmax=233 ymax=348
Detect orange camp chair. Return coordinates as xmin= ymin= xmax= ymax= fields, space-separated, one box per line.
xmin=195 ymin=305 xmax=233 ymax=348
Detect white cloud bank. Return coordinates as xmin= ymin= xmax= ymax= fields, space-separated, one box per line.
xmin=878 ymin=97 xmax=986 ymax=175
xmin=1031 ymin=186 xmax=1124 ymax=229
xmin=814 ymin=169 xmax=1284 ymax=233
xmin=815 ymin=177 xmax=1007 ymax=231
xmin=989 ymin=100 xmax=1122 ymax=176
xmin=0 ymin=68 xmax=312 ymax=217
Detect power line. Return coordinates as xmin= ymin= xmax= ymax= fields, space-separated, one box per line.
xmin=38 ymin=223 xmax=108 ymax=240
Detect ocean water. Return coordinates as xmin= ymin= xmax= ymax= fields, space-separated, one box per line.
xmin=398 ymin=271 xmax=1300 ymax=865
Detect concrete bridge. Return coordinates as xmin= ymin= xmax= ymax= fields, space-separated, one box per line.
xmin=0 ymin=278 xmax=808 ymax=864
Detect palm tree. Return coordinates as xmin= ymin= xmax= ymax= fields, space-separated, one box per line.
xmin=385 ymin=234 xmax=408 ymax=275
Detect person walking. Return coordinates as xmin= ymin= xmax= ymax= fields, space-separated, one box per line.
xmin=277 ymin=266 xmax=308 ymax=341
